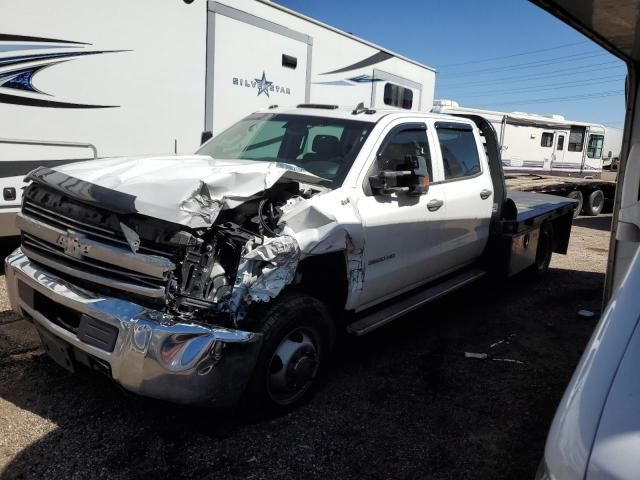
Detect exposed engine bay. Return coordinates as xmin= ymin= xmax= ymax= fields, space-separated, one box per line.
xmin=167 ymin=181 xmax=316 ymax=324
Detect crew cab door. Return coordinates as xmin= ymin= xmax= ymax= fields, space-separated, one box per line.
xmin=431 ymin=121 xmax=493 ymax=273
xmin=356 ymin=120 xmax=447 ymax=309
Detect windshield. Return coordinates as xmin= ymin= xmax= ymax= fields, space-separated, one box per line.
xmin=196 ymin=113 xmax=374 ymax=188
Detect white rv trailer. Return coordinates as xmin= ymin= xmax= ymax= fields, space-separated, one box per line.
xmin=432 ymin=100 xmax=607 ymax=178
xmin=0 ymin=0 xmax=436 ymax=236
xmin=433 ymin=100 xmax=615 ymax=216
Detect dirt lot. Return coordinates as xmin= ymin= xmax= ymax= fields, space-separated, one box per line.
xmin=0 ymin=217 xmax=610 ymax=480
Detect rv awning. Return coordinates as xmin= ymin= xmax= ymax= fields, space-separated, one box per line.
xmin=505 ymin=116 xmax=572 ymax=129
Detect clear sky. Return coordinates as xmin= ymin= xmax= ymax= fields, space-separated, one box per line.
xmin=274 ymin=0 xmax=626 ymax=128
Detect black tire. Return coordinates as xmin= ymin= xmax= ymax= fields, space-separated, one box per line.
xmin=567 ymin=190 xmax=583 ymax=219
xmin=240 ymin=292 xmax=334 ymax=418
xmin=531 ymin=222 xmax=553 ymax=276
xmin=583 ymin=189 xmax=604 ymax=216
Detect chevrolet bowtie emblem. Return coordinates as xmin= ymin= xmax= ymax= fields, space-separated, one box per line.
xmin=57 ymin=230 xmax=90 ymax=259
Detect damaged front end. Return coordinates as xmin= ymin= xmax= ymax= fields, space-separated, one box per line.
xmin=166 ymin=180 xmax=312 ymax=326
xmin=5 ymin=159 xmax=337 ymax=404
xmin=19 ymin=161 xmax=330 ymax=328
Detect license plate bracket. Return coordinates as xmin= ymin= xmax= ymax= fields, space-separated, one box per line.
xmin=37 ymin=327 xmax=75 ymax=373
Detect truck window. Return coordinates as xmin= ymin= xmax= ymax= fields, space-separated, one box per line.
xmin=436 ymin=126 xmax=481 ymax=180
xmin=383 ymin=83 xmax=414 ymax=110
xmin=557 ymin=135 xmax=565 ymax=150
xmin=301 ymin=125 xmax=344 ymax=156
xmin=376 ymin=128 xmax=432 ymax=179
xmin=568 ymin=126 xmax=586 ymax=152
xmin=541 ymin=132 xmax=554 ymax=147
xmin=235 ymin=119 xmax=286 ymax=159
xmin=197 ymin=113 xmax=374 ymax=188
xmin=587 ymin=134 xmax=605 ymax=158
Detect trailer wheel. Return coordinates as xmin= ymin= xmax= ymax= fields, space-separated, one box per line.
xmin=567 ymin=190 xmax=583 ymax=219
xmin=532 ymin=222 xmax=553 ymax=275
xmin=583 ymin=189 xmax=605 ymax=216
xmin=241 ymin=292 xmax=334 ymax=417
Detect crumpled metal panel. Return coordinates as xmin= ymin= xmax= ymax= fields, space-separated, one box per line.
xmin=52 ymin=155 xmax=324 ymax=228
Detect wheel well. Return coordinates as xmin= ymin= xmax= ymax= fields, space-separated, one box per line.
xmin=295 ymin=252 xmax=348 ymax=314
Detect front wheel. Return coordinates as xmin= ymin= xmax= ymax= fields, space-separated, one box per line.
xmin=241 ymin=292 xmax=334 ymax=417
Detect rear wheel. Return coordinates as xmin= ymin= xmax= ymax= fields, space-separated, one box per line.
xmin=583 ymin=189 xmax=604 ymax=216
xmin=567 ymin=190 xmax=583 ymax=219
xmin=532 ymin=222 xmax=553 ymax=275
xmin=241 ymin=292 xmax=334 ymax=417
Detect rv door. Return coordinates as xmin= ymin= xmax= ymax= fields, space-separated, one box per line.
xmin=552 ymin=130 xmax=566 ymax=168
xmin=205 ymin=4 xmax=311 ymax=136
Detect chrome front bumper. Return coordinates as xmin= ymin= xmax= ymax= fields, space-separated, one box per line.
xmin=5 ymin=249 xmax=263 ymax=406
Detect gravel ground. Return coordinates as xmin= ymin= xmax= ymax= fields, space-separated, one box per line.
xmin=0 ymin=217 xmax=610 ymax=480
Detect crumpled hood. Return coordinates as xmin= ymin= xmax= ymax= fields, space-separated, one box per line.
xmin=48 ymin=155 xmax=324 ymax=228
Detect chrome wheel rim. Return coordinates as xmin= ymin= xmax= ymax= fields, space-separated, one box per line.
xmin=267 ymin=327 xmax=320 ymax=405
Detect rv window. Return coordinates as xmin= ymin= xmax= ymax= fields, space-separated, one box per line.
xmin=376 ymin=128 xmax=432 ymax=180
xmin=384 ymin=83 xmax=413 ymax=110
xmin=587 ymin=134 xmax=604 ymax=159
xmin=436 ymin=127 xmax=481 ymax=180
xmin=541 ymin=132 xmax=554 ymax=148
xmin=197 ymin=113 xmax=374 ymax=188
xmin=557 ymin=135 xmax=565 ymax=150
xmin=568 ymin=126 xmax=586 ymax=152
xmin=403 ymin=89 xmax=413 ymax=110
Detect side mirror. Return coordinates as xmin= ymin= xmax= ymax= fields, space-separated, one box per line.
xmin=369 ymin=155 xmax=430 ymax=196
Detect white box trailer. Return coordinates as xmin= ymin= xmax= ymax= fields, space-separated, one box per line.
xmin=0 ymin=0 xmax=436 ymax=236
xmin=433 ymin=100 xmax=615 ymax=217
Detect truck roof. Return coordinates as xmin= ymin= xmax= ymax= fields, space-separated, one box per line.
xmin=257 ymin=105 xmax=473 ymax=125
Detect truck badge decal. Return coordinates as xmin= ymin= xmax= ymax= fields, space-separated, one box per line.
xmin=232 ymin=71 xmax=291 ymax=97
xmin=57 ymin=231 xmax=90 ymax=260
xmin=0 ymin=33 xmax=126 ymax=109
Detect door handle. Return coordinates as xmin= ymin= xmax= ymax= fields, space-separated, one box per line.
xmin=480 ymin=189 xmax=492 ymax=200
xmin=427 ymin=199 xmax=444 ymax=211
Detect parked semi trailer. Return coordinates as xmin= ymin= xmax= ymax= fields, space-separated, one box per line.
xmin=433 ymin=100 xmax=616 ymax=217
xmin=5 ymin=105 xmax=575 ymax=414
xmin=0 ymin=0 xmax=435 ymax=237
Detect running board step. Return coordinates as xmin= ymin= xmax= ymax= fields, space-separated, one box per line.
xmin=347 ymin=268 xmax=486 ymax=336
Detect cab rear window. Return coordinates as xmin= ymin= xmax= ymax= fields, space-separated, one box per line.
xmin=435 ymin=125 xmax=481 ymax=180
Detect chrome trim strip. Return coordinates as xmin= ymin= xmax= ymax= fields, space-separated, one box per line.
xmin=17 ymin=213 xmax=175 ymax=280
xmin=21 ymin=244 xmax=166 ymax=298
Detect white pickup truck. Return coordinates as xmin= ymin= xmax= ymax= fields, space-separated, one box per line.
xmin=5 ymin=105 xmax=576 ymax=414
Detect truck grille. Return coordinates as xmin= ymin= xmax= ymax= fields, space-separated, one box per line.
xmin=19 ymin=184 xmax=177 ymax=299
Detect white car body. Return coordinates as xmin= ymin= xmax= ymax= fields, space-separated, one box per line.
xmin=538 ymin=245 xmax=640 ymax=479
xmin=4 ymin=106 xmax=576 ymax=406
